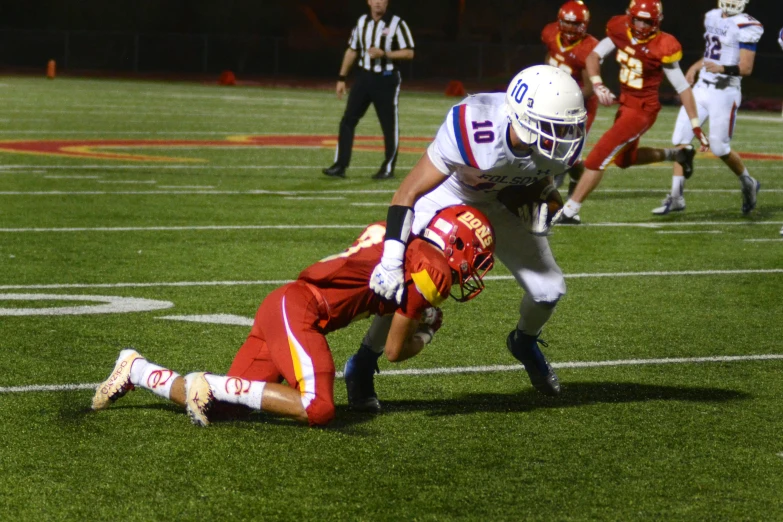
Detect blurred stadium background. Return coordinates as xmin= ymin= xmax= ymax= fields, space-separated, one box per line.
xmin=2 ymin=0 xmax=781 ymax=103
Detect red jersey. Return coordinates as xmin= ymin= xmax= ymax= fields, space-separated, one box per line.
xmin=605 ymin=15 xmax=682 ymax=111
xmin=298 ymin=223 xmax=452 ymax=333
xmin=541 ymin=21 xmax=599 ymax=86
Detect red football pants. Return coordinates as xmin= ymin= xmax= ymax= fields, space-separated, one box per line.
xmin=227 ymin=282 xmax=336 ymax=426
xmin=585 ymin=101 xmax=659 ymax=171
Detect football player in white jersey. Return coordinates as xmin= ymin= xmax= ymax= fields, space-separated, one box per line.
xmin=653 ymin=0 xmax=763 ymax=216
xmin=342 ymin=65 xmax=587 ymax=411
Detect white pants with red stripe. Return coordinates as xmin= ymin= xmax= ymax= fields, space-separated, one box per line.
xmin=671 ymin=81 xmax=741 ymax=158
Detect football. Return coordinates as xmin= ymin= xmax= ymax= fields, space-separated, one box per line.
xmin=496 ymin=178 xmax=564 ymax=218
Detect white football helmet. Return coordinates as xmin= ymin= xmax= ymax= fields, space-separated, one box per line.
xmin=718 ymin=0 xmax=747 ymax=16
xmin=505 ymin=65 xmax=587 ymax=166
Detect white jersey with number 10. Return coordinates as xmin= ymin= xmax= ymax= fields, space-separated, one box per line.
xmin=426 ymin=93 xmax=569 ymax=204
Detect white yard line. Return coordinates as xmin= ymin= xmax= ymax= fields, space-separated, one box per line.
xmin=1 ymin=222 xmax=782 ymax=233
xmin=44 ymin=175 xmax=100 ymax=179
xmin=0 ymin=165 xmax=391 ymax=170
xmin=0 ymin=269 xmax=780 ymax=291
xmin=158 ymin=185 xmax=214 ymax=189
xmin=655 ymin=231 xmax=723 ymax=234
xmin=0 ymin=185 xmax=781 ymax=195
xmin=0 ymin=225 xmax=364 ymax=232
xmin=284 ymin=197 xmax=345 ymax=200
xmin=2 ymin=353 xmax=782 ymax=394
xmin=95 ymin=180 xmax=156 ymax=184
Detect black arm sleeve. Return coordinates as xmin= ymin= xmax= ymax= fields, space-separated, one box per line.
xmin=385 ymin=205 xmax=414 ymax=244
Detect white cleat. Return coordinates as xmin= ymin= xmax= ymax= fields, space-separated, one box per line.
xmin=92 ymin=349 xmax=143 ymax=410
xmin=185 ymin=372 xmax=214 ymax=427
xmin=652 ymin=195 xmax=686 ymax=215
xmin=741 ymin=177 xmax=760 ymax=215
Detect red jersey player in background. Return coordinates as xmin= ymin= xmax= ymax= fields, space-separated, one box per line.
xmin=91 ymin=205 xmax=495 ymax=427
xmin=554 ymin=0 xmax=710 ymax=225
xmin=541 ymin=0 xmax=599 ymax=199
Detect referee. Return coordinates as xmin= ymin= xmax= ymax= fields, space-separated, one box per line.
xmin=322 ymin=0 xmax=415 ymax=180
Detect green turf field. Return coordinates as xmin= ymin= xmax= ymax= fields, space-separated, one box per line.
xmin=0 ymin=76 xmax=782 ymax=521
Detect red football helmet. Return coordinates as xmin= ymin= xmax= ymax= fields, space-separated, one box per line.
xmin=627 ymin=0 xmax=663 ymax=40
xmin=558 ymin=1 xmax=590 ymax=45
xmin=421 ymin=205 xmax=496 ymax=302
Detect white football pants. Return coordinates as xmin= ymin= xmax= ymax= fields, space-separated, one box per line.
xmin=672 ymin=81 xmax=741 ymax=158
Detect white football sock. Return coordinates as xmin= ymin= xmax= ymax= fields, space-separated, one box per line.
xmin=517 ymin=294 xmax=556 ymax=336
xmin=204 ymin=374 xmax=266 ymax=409
xmin=738 ymin=169 xmax=753 ymax=187
xmin=129 ymin=358 xmax=180 ymax=399
xmin=671 ymin=175 xmax=685 ymax=198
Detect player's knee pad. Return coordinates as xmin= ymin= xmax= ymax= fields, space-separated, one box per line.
xmin=523 ymin=287 xmax=564 ymax=308
xmin=306 ymin=397 xmax=336 ymax=426
xmin=710 ymin=138 xmax=731 ymax=158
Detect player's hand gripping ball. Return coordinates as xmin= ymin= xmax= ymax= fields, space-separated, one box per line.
xmin=497 ymin=180 xmax=564 ymax=236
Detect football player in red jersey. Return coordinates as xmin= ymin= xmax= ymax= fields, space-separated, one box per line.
xmin=542 ymin=1 xmax=600 ymax=198
xmin=553 ymin=0 xmax=711 ymax=224
xmin=91 ymin=205 xmax=495 ymax=427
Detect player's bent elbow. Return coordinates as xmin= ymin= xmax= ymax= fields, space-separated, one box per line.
xmin=385 ymin=344 xmax=404 ymax=362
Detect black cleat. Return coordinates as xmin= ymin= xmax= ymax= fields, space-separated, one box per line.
xmin=676 ymin=145 xmax=696 ymax=180
xmin=371 ymin=170 xmax=394 ymax=180
xmin=506 ymin=329 xmax=561 ymax=396
xmin=322 ymin=164 xmax=346 ymax=178
xmin=344 ymin=354 xmax=381 ymax=413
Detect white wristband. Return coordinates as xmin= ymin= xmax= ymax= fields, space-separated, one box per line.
xmin=590 ymin=75 xmax=603 ymax=86
xmin=381 ymin=239 xmax=406 ymax=269
xmin=690 ymin=117 xmax=700 ymax=129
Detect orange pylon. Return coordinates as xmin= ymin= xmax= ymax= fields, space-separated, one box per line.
xmin=46 ymin=60 xmax=56 ymax=79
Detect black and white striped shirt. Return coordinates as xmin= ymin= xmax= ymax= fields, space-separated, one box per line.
xmin=348 ymin=12 xmax=415 ymax=73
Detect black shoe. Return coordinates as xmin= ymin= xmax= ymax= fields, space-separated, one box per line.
xmin=676 ymin=145 xmax=695 ymax=180
xmin=506 ymin=329 xmax=561 ymax=396
xmin=371 ymin=170 xmax=394 ymax=180
xmin=322 ymin=164 xmax=346 ymax=178
xmin=344 ymin=354 xmax=381 ymax=413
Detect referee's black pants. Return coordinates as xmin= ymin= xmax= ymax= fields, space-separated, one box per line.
xmin=335 ymin=69 xmax=401 ymax=176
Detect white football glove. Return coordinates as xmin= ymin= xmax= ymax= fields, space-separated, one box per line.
xmin=420 ymin=307 xmax=443 ymax=330
xmin=594 ymin=83 xmax=616 ymax=106
xmin=520 ymin=202 xmax=552 ymax=237
xmin=369 ymin=259 xmax=405 ymax=304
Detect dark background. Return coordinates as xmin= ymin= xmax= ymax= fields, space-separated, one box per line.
xmin=1 ymin=0 xmax=780 ymax=94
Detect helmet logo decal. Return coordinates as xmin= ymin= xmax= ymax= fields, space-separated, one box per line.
xmin=527 ymin=98 xmax=535 ymax=108
xmin=510 ymin=80 xmax=528 ymax=103
xmin=457 ymin=211 xmax=494 ymax=249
